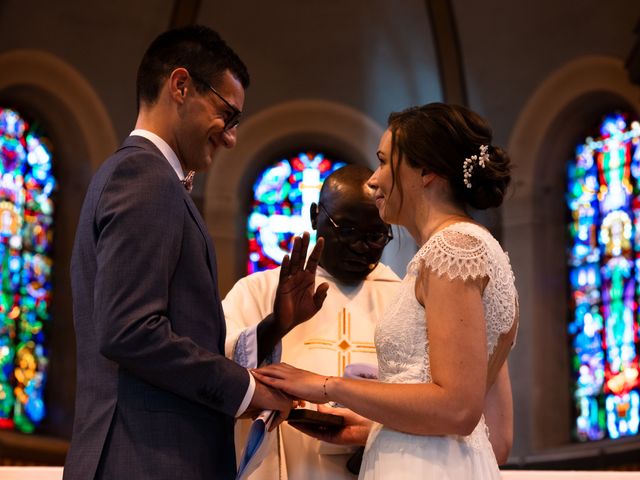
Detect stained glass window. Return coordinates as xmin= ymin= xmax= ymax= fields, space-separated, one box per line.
xmin=567 ymin=113 xmax=640 ymax=442
xmin=247 ymin=151 xmax=347 ymax=273
xmin=0 ymin=107 xmax=55 ymax=434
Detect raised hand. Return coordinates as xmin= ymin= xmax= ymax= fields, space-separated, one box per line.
xmin=256 ymin=233 xmax=330 ymax=363
xmin=274 ymin=232 xmax=329 ymax=334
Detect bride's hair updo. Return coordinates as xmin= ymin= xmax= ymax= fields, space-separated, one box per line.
xmin=387 ymin=103 xmax=511 ymax=210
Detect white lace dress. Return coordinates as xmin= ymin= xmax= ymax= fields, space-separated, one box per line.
xmin=359 ymin=222 xmax=517 ymax=480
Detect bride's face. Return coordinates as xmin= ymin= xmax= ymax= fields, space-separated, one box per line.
xmin=369 ymin=129 xmax=425 ymax=226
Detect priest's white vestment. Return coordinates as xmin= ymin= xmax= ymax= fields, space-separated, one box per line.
xmin=224 ymin=264 xmax=401 ymax=480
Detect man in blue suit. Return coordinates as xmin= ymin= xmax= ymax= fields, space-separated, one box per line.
xmin=64 ymin=25 xmax=327 ymax=480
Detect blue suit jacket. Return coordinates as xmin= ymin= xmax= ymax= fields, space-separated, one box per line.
xmin=63 ymin=136 xmax=250 ymax=479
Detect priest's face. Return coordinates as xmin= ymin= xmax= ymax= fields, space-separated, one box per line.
xmin=312 ymin=191 xmax=391 ymax=285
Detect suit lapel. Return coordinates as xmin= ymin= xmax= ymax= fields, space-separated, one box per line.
xmin=119 ymin=135 xmax=217 ymax=280
xmin=121 ymin=135 xmax=226 ymax=350
xmin=182 ymin=193 xmax=217 ymax=280
xmin=182 ymin=193 xmax=226 ymax=350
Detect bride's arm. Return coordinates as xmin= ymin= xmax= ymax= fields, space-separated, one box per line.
xmin=484 ymin=362 xmax=513 ymax=464
xmin=331 ymin=269 xmax=487 ymax=436
xmin=254 ymin=268 xmax=488 ymax=437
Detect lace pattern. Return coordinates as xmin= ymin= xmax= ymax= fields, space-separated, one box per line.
xmin=456 ymin=415 xmax=492 ymax=452
xmin=374 ymin=222 xmax=517 ymax=450
xmin=408 ymin=227 xmax=489 ymax=281
xmin=375 ymin=273 xmax=429 ymax=384
xmin=406 ymin=222 xmax=517 ymax=355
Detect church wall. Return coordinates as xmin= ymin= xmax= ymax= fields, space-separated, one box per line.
xmin=455 ymin=0 xmax=640 ymax=147
xmin=505 ymin=56 xmax=640 ymax=461
xmin=0 ymin=47 xmax=117 ymax=456
xmin=0 ymin=0 xmax=639 ymax=466
xmin=0 ymin=0 xmax=173 ymax=142
xmin=197 ymin=0 xmax=442 ymax=128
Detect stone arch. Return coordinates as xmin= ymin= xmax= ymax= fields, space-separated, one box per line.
xmin=504 ymin=56 xmax=640 ymax=458
xmin=0 ymin=49 xmax=117 ymax=439
xmin=204 ymin=99 xmax=414 ymax=294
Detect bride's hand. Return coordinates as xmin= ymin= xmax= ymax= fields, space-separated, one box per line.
xmin=252 ymin=363 xmax=329 ymax=404
xmin=290 ymin=404 xmax=372 ymax=446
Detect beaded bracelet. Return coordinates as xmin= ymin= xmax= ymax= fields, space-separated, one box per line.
xmin=322 ymin=376 xmax=331 ymax=398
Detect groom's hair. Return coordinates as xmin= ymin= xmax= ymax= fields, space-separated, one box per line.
xmin=136 ymin=24 xmax=249 ymax=109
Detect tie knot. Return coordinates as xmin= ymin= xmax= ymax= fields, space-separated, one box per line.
xmin=182 ymin=170 xmax=195 ymax=192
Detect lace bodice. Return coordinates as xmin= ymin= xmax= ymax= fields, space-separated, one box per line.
xmin=362 ymin=223 xmax=512 ymax=477
xmin=372 ymin=223 xmax=517 ymax=451
xmin=375 ymin=222 xmax=517 ymax=385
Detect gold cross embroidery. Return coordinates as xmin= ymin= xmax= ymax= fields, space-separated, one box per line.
xmin=304 ymin=307 xmax=375 ymax=376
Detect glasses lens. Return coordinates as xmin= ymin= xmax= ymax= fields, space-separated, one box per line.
xmin=224 ymin=112 xmax=241 ymax=131
xmin=368 ymin=232 xmax=386 ymax=244
xmin=336 ymin=228 xmax=391 ymax=247
xmin=337 ymin=227 xmax=360 ymax=244
xmin=367 ymin=231 xmax=392 ymax=247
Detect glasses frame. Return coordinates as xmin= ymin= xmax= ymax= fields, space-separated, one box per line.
xmin=318 ymin=202 xmax=393 ymax=248
xmin=189 ymin=72 xmax=242 ymax=131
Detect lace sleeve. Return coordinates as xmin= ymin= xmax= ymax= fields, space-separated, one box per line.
xmin=409 ymin=228 xmax=489 ymax=282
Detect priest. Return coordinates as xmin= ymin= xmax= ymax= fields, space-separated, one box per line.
xmin=224 ymin=165 xmax=401 ymax=479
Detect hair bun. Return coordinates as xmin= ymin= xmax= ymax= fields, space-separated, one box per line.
xmin=464 ymin=145 xmax=511 ymax=209
xmin=386 ymin=103 xmax=512 ymax=211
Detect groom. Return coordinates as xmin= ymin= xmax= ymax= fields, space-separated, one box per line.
xmin=64 ymin=25 xmax=326 ymax=480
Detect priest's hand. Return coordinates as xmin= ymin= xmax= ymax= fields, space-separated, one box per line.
xmin=290 ymin=404 xmax=372 ymax=446
xmin=256 ymin=233 xmax=329 ymax=363
xmin=274 ymin=232 xmax=329 ymax=332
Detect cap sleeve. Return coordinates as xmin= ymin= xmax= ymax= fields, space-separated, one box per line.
xmin=408 ymin=227 xmax=489 ymax=282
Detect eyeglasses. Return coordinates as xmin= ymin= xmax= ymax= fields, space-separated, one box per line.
xmin=318 ymin=203 xmax=393 ymax=248
xmin=189 ymin=72 xmax=242 ymax=131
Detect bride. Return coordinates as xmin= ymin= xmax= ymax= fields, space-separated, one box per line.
xmin=254 ymin=102 xmax=518 ymax=479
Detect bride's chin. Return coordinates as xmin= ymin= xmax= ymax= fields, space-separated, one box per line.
xmin=379 ymin=206 xmax=392 ymax=224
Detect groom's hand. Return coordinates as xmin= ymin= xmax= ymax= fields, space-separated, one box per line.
xmin=247 ymin=376 xmax=293 ymax=430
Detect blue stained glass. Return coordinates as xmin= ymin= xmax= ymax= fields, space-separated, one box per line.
xmin=567 ymin=113 xmax=640 ymax=442
xmin=247 ymin=152 xmax=347 ymax=273
xmin=606 ymin=391 xmax=639 ymax=439
xmin=0 ymin=108 xmax=54 ymax=433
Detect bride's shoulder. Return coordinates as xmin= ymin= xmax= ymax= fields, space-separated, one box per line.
xmin=408 ymin=222 xmax=494 ymax=280
xmin=425 ymin=221 xmax=492 ymax=255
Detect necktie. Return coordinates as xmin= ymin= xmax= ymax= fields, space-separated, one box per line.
xmin=182 ymin=170 xmax=195 ymax=192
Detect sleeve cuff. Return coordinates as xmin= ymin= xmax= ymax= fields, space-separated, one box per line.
xmin=233 ymin=324 xmax=282 ymax=369
xmin=235 ymin=370 xmax=256 ymax=417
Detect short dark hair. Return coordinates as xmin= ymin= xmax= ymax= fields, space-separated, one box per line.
xmin=387 ymin=103 xmax=511 ymax=210
xmin=136 ymin=25 xmax=250 ymax=109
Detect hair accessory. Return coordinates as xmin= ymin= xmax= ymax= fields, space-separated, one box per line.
xmin=463 ymin=145 xmax=490 ymax=189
